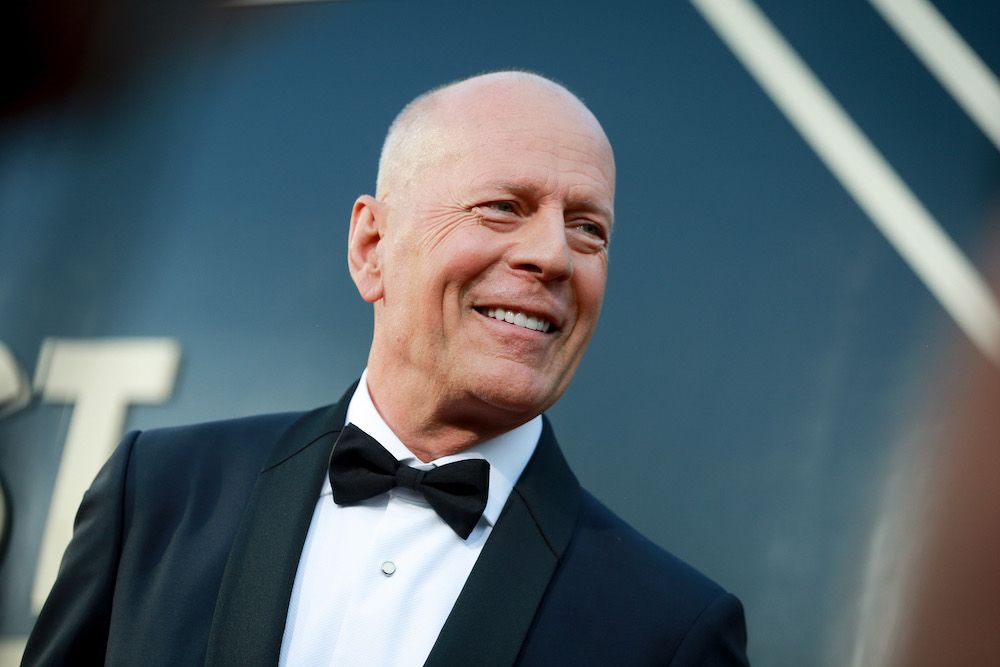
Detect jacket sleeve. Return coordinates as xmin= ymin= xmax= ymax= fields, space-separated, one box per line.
xmin=21 ymin=430 xmax=140 ymax=667
xmin=670 ymin=591 xmax=750 ymax=666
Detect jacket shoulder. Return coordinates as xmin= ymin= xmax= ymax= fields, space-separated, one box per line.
xmin=576 ymin=490 xmax=727 ymax=605
xmin=120 ymin=409 xmax=318 ymax=524
xmin=519 ymin=490 xmax=748 ymax=665
xmin=132 ymin=409 xmax=310 ymax=459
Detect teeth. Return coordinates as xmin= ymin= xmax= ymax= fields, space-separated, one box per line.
xmin=485 ymin=308 xmax=552 ymax=332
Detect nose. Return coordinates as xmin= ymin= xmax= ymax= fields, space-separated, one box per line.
xmin=507 ymin=210 xmax=573 ymax=282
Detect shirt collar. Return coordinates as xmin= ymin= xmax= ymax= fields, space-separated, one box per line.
xmin=344 ymin=368 xmax=540 ymax=527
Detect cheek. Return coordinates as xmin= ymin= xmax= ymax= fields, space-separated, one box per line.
xmin=432 ymin=227 xmax=504 ymax=285
xmin=574 ymin=260 xmax=608 ymax=320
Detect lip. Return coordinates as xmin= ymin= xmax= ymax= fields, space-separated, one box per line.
xmin=473 ymin=305 xmax=560 ymax=334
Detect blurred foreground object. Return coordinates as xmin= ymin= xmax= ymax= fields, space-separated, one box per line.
xmin=892 ymin=230 xmax=1000 ymax=666
xmin=1 ymin=0 xmax=208 ymax=120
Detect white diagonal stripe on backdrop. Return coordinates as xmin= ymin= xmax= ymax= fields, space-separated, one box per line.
xmin=870 ymin=0 xmax=1000 ymax=153
xmin=689 ymin=0 xmax=1000 ymax=364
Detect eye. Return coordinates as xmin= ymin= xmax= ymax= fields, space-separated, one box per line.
xmin=487 ymin=201 xmax=518 ymax=214
xmin=572 ymin=220 xmax=608 ymax=244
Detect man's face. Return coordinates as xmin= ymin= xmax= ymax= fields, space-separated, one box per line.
xmin=369 ymin=86 xmax=615 ymax=427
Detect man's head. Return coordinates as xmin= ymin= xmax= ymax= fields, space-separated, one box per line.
xmin=348 ymin=71 xmax=615 ymax=450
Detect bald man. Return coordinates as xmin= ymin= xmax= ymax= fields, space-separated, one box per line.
xmin=24 ymin=72 xmax=749 ymax=666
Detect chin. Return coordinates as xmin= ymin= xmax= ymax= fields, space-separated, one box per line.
xmin=464 ymin=367 xmax=564 ymax=421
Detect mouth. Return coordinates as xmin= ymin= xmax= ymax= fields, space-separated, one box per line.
xmin=475 ymin=307 xmax=555 ymax=333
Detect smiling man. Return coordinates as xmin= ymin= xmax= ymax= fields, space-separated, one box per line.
xmin=25 ymin=72 xmax=749 ymax=666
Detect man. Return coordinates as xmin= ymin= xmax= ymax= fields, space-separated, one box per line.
xmin=24 ymin=72 xmax=749 ymax=665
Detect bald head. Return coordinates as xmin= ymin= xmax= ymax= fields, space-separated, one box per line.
xmin=375 ymin=71 xmax=614 ymax=201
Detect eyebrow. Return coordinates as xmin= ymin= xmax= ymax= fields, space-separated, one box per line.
xmin=491 ymin=181 xmax=615 ymax=224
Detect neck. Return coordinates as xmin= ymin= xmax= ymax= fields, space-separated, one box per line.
xmin=363 ymin=366 xmax=527 ymax=462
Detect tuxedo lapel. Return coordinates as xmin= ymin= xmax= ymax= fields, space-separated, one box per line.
xmin=205 ymin=385 xmax=355 ymax=667
xmin=425 ymin=417 xmax=581 ymax=666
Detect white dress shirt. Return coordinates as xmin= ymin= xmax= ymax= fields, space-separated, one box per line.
xmin=279 ymin=370 xmax=540 ymax=666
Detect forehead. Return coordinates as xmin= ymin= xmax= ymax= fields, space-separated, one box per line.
xmin=426 ymin=84 xmax=616 ymax=202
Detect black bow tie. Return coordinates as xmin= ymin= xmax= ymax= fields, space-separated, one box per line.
xmin=328 ymin=423 xmax=490 ymax=539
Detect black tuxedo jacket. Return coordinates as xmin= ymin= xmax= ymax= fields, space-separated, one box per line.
xmin=24 ymin=387 xmax=749 ymax=666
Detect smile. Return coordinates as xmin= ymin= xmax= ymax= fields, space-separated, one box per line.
xmin=477 ymin=307 xmax=553 ymax=333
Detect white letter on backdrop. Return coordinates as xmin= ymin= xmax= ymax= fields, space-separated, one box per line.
xmin=31 ymin=338 xmax=181 ymax=612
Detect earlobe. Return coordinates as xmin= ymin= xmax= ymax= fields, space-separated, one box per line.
xmin=347 ymin=195 xmax=385 ymax=303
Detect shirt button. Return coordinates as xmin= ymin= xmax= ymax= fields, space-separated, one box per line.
xmin=381 ymin=561 xmax=397 ymax=576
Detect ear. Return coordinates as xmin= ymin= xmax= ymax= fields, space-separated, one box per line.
xmin=347 ymin=195 xmax=385 ymax=303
